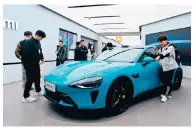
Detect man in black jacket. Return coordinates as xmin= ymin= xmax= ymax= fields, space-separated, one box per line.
xmin=74 ymin=41 xmax=81 ymax=61
xmin=55 ymin=41 xmax=68 ymax=66
xmin=21 ymin=30 xmax=46 ymax=103
xmin=80 ymin=40 xmax=88 ymax=60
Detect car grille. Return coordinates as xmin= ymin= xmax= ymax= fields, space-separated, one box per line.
xmin=45 ymin=89 xmax=76 ymax=107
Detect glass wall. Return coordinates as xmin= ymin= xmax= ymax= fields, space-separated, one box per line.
xmin=145 ymin=27 xmax=191 ymax=66
xmin=59 ymin=29 xmax=77 ymax=50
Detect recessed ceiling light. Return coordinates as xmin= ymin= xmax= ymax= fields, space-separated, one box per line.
xmin=68 ymin=4 xmax=117 ymax=8
xmin=94 ymin=23 xmax=124 ymax=25
xmin=84 ymin=15 xmax=120 ymax=20
xmin=101 ymin=28 xmax=127 ymax=30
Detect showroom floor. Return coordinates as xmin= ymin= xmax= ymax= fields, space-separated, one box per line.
xmin=3 ymin=78 xmax=191 ymax=126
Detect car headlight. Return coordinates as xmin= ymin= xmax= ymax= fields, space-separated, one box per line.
xmin=68 ymin=77 xmax=102 ymax=89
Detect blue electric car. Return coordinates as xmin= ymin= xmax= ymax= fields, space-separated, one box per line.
xmin=44 ymin=45 xmax=183 ymax=115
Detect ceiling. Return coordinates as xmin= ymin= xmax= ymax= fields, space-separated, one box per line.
xmin=43 ymin=4 xmax=190 ymax=45
xmin=43 ymin=4 xmax=190 ymax=33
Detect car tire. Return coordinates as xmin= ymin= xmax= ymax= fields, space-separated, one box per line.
xmin=172 ymin=68 xmax=183 ymax=90
xmin=105 ymin=78 xmax=133 ymax=117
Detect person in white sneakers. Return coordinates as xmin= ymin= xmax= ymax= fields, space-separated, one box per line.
xmin=21 ymin=30 xmax=46 ymax=103
xmin=154 ymin=35 xmax=179 ymax=103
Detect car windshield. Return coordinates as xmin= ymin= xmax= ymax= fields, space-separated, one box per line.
xmin=94 ymin=48 xmax=143 ymax=63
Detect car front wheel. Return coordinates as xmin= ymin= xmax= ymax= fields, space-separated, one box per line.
xmin=105 ymin=78 xmax=133 ymax=116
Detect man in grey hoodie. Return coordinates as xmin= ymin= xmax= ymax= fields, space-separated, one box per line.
xmin=155 ymin=35 xmax=179 ymax=103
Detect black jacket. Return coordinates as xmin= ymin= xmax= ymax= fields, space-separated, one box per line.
xmin=80 ymin=46 xmax=88 ymax=60
xmin=74 ymin=46 xmax=88 ymax=61
xmin=22 ymin=37 xmax=44 ymax=67
xmin=74 ymin=46 xmax=81 ymax=61
xmin=56 ymin=45 xmax=67 ymax=61
xmin=102 ymin=46 xmax=107 ymax=52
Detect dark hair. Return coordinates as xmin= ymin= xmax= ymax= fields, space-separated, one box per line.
xmin=24 ymin=31 xmax=32 ymax=36
xmin=76 ymin=41 xmax=80 ymax=46
xmin=107 ymin=42 xmax=113 ymax=47
xmin=35 ymin=30 xmax=46 ymax=38
xmin=81 ymin=40 xmax=84 ymax=42
xmin=157 ymin=35 xmax=167 ymax=42
xmin=59 ymin=40 xmax=63 ymax=43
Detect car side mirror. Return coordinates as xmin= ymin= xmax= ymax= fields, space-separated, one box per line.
xmin=142 ymin=57 xmax=155 ymax=66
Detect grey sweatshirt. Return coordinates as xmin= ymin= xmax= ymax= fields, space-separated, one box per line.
xmin=156 ymin=44 xmax=179 ymax=72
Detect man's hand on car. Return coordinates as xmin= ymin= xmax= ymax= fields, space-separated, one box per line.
xmin=155 ymin=56 xmax=160 ymax=61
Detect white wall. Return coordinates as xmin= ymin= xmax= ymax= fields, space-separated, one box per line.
xmin=140 ymin=13 xmax=191 ymax=46
xmin=140 ymin=12 xmax=191 ymax=78
xmin=3 ymin=5 xmax=118 ymax=84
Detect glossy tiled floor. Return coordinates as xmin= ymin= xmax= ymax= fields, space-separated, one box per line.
xmin=3 ymin=78 xmax=191 ymax=126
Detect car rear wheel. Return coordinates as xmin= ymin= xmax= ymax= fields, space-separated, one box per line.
xmin=172 ymin=68 xmax=183 ymax=90
xmin=105 ymin=78 xmax=133 ymax=116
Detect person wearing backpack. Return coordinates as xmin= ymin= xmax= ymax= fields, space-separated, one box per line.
xmin=154 ymin=35 xmax=179 ymax=103
xmin=171 ymin=44 xmax=181 ymax=66
xmin=15 ymin=31 xmax=34 ymax=90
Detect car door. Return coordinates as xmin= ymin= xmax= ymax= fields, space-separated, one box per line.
xmin=137 ymin=48 xmax=161 ymax=93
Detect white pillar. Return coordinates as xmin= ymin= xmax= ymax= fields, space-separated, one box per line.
xmin=77 ymin=34 xmax=81 ymax=41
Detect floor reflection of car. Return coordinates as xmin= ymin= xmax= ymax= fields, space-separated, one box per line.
xmin=44 ymin=45 xmax=183 ymax=116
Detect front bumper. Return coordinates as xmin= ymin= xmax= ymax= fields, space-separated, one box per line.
xmin=44 ymin=88 xmax=78 ymax=108
xmin=44 ymin=82 xmax=108 ymax=109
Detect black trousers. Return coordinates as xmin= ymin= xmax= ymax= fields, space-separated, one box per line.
xmin=161 ymin=69 xmax=175 ymax=96
xmin=23 ymin=64 xmax=41 ymax=98
xmin=56 ymin=59 xmax=65 ymax=66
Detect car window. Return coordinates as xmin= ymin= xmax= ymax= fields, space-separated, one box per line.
xmin=105 ymin=49 xmax=143 ymax=63
xmin=95 ymin=48 xmax=128 ymax=61
xmin=138 ymin=48 xmax=156 ymax=62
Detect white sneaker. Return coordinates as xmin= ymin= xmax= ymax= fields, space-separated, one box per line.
xmin=167 ymin=95 xmax=172 ymax=99
xmin=161 ymin=95 xmax=167 ymax=103
xmin=21 ymin=97 xmax=37 ymax=103
xmin=35 ymin=90 xmax=44 ymax=96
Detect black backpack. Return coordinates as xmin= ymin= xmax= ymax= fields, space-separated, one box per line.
xmin=161 ymin=43 xmax=181 ymax=66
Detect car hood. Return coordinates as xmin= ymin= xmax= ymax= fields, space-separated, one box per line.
xmin=45 ymin=61 xmax=135 ymax=84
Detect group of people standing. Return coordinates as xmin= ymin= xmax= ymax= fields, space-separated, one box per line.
xmin=74 ymin=40 xmax=88 ymax=61
xmin=55 ymin=39 xmax=90 ymax=65
xmin=15 ymin=32 xmax=91 ymax=103
xmin=15 ymin=30 xmax=46 ymax=103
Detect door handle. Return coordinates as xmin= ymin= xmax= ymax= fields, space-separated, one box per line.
xmin=132 ymin=73 xmax=139 ymax=78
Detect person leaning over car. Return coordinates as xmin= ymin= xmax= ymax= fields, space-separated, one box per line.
xmin=102 ymin=42 xmax=113 ymax=52
xmin=154 ymin=35 xmax=179 ymax=103
xmin=15 ymin=31 xmax=34 ymax=90
xmin=55 ymin=40 xmax=68 ymax=66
